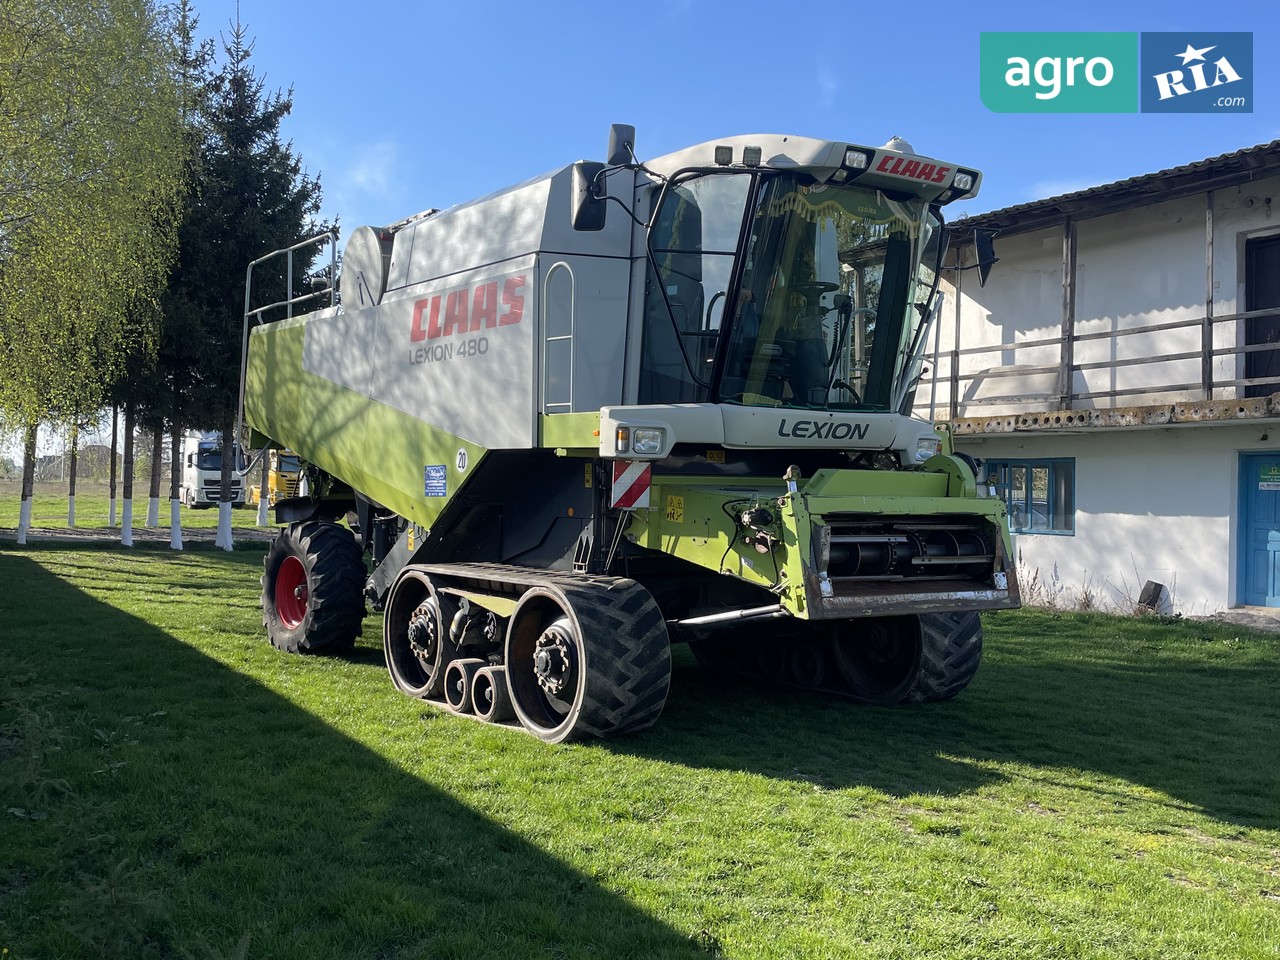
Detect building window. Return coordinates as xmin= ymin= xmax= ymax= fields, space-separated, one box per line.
xmin=983 ymin=458 xmax=1075 ymax=535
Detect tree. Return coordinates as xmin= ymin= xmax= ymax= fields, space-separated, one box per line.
xmin=165 ymin=19 xmax=326 ymax=548
xmin=154 ymin=0 xmax=215 ymax=549
xmin=0 ymin=0 xmax=186 ymax=538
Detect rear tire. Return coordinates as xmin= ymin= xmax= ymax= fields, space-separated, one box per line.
xmin=261 ymin=521 xmax=365 ymax=654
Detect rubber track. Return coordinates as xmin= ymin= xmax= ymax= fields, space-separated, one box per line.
xmin=262 ymin=521 xmax=366 ymax=654
xmin=905 ymin=610 xmax=983 ymax=703
xmin=413 ymin=563 xmax=671 ymax=740
xmin=689 ymin=610 xmax=982 ymax=705
xmin=554 ymin=578 xmax=672 ymax=739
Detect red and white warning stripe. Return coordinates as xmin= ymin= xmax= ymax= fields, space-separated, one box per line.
xmin=610 ymin=460 xmax=651 ymax=509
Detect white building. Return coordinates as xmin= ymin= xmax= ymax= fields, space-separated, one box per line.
xmin=920 ymin=142 xmax=1280 ymax=615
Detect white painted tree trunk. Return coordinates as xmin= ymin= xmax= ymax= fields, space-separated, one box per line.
xmin=17 ymin=499 xmax=32 ymax=545
xmin=169 ymin=499 xmax=183 ymax=550
xmin=257 ymin=497 xmax=269 ymax=526
xmin=146 ymin=496 xmax=160 ymax=527
xmin=68 ymin=494 xmax=76 ymax=528
xmin=121 ymin=500 xmax=134 ymax=547
xmin=216 ymin=501 xmax=234 ymax=551
xmin=109 ymin=498 xmax=118 ymax=527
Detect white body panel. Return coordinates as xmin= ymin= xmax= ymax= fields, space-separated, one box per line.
xmin=599 ymin=404 xmax=929 ymax=460
xmin=300 ymin=163 xmax=637 ymax=450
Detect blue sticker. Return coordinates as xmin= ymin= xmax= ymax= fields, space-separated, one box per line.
xmin=424 ymin=465 xmax=448 ymax=497
xmin=1140 ymin=32 xmax=1252 ymax=113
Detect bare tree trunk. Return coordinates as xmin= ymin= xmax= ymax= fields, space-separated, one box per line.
xmin=121 ymin=405 xmax=136 ymax=547
xmin=17 ymin=424 xmax=36 ymax=545
xmin=216 ymin=410 xmax=235 ymax=550
xmin=67 ymin=424 xmax=78 ymax=528
xmin=257 ymin=449 xmax=269 ymax=526
xmin=108 ymin=404 xmax=119 ymax=526
xmin=146 ymin=428 xmax=163 ymax=527
xmin=169 ymin=425 xmax=183 ymax=550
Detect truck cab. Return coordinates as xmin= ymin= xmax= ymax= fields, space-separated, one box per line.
xmin=181 ymin=432 xmax=247 ymax=508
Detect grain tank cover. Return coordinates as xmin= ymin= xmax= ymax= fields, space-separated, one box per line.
xmin=340 ymin=225 xmax=394 ymax=308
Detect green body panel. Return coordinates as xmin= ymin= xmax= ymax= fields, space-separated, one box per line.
xmin=540 ymin=412 xmax=600 ymax=451
xmin=628 ymin=469 xmax=1013 ymax=619
xmin=246 ymin=320 xmax=1014 ymax=619
xmin=245 ymin=322 xmax=487 ymax=530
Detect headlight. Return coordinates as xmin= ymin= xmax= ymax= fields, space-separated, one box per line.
xmin=915 ymin=437 xmax=941 ymax=462
xmin=953 ymin=171 xmax=975 ymax=191
xmin=631 ymin=427 xmax=666 ymax=455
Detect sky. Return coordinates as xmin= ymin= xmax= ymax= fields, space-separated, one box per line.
xmin=191 ymin=0 xmax=1276 ymax=238
xmin=5 ymin=0 xmax=1275 ymax=461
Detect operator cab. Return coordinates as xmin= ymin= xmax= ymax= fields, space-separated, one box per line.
xmin=635 ymin=136 xmax=964 ymax=418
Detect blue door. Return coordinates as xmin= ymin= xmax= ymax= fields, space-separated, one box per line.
xmin=1240 ymin=453 xmax=1280 ymax=607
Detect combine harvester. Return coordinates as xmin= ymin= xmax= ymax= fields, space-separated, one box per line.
xmin=240 ymin=126 xmax=1018 ymax=742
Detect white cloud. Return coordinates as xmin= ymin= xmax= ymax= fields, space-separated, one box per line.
xmin=317 ymin=139 xmax=401 ymax=229
xmin=344 ymin=140 xmax=398 ymax=196
xmin=817 ymin=68 xmax=838 ymax=110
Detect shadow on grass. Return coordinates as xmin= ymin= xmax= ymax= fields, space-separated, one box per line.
xmin=0 ymin=547 xmax=707 ymax=960
xmin=620 ymin=613 xmax=1280 ymax=830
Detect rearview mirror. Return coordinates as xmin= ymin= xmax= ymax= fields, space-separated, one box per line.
xmin=571 ymin=161 xmax=606 ymax=231
xmin=606 ymin=124 xmax=635 ymax=166
xmin=974 ymin=231 xmax=999 ymax=287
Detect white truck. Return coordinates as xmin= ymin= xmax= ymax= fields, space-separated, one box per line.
xmin=181 ymin=431 xmax=246 ymax=508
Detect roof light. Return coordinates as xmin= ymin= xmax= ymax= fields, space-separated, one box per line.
xmin=953 ymin=171 xmax=975 ymax=191
xmin=714 ymin=145 xmax=733 ymax=166
xmin=742 ymin=145 xmax=762 ymax=167
xmin=844 ymin=149 xmax=870 ymax=170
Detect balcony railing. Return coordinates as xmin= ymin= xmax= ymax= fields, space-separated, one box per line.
xmin=926 ymin=306 xmax=1280 ymax=421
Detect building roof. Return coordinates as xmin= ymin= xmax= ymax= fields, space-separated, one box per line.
xmin=953 ymin=140 xmax=1280 ymax=237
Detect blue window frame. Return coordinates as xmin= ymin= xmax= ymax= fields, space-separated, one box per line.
xmin=983 ymin=458 xmax=1075 ymax=535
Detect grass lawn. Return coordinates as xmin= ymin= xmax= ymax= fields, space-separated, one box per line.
xmin=2 ymin=542 xmax=1278 ymax=959
xmin=0 ymin=481 xmax=266 ymax=531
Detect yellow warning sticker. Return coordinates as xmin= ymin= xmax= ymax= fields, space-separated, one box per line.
xmin=408 ymin=527 xmax=415 ymax=551
xmin=665 ymin=495 xmax=684 ymax=523
xmin=584 ymin=463 xmax=593 ymax=488
xmin=707 ymin=449 xmax=726 ymax=463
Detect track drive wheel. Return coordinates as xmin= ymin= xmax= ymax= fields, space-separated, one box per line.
xmin=504 ymin=580 xmax=671 ymax=743
xmin=383 ymin=567 xmax=458 ymax=698
xmin=261 ymin=521 xmax=365 ymax=654
xmin=831 ymin=612 xmax=983 ymax=704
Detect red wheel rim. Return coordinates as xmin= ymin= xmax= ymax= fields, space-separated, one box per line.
xmin=275 ymin=555 xmax=308 ymax=627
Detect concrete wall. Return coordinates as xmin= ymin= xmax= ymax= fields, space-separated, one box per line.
xmin=958 ymin=425 xmax=1279 ymax=615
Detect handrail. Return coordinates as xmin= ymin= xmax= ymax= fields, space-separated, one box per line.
xmin=234 ymin=231 xmax=338 ymax=457
xmin=930 ymin=305 xmax=1280 ymax=417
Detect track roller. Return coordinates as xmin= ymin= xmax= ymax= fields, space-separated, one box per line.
xmin=472 ymin=665 xmax=515 ymax=723
xmin=443 ymin=658 xmax=487 ymax=714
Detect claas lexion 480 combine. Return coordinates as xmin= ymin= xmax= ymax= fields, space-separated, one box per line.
xmin=240 ymin=125 xmax=1019 ymax=742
